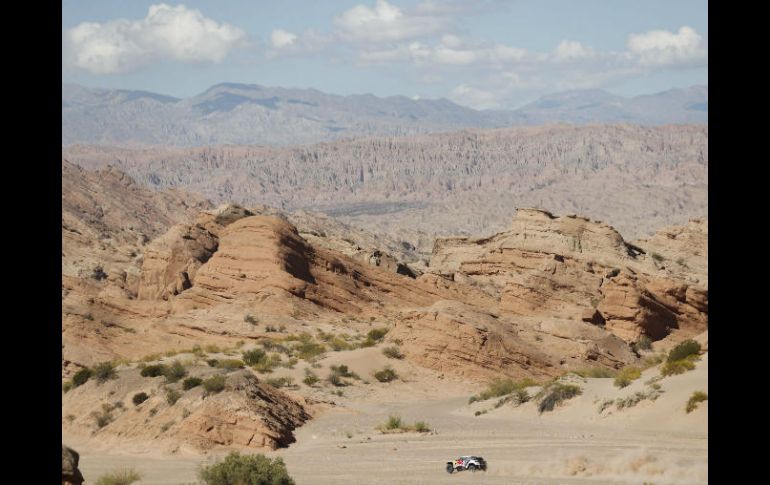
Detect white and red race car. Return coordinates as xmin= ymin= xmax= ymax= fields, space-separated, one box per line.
xmin=446 ymin=456 xmax=487 ymax=473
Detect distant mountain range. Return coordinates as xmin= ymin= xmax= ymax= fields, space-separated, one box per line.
xmin=62 ymin=83 xmax=707 ymax=146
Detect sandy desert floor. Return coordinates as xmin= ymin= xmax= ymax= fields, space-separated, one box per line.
xmin=64 ymin=350 xmax=707 ymax=485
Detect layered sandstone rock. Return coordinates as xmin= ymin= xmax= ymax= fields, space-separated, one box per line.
xmin=427 ymin=208 xmax=708 ymax=344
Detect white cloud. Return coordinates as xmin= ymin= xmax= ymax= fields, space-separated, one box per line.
xmin=63 ymin=3 xmax=246 ymax=74
xmin=334 ymin=0 xmax=446 ymax=43
xmin=271 ymin=29 xmax=297 ymax=48
xmin=627 ymin=26 xmax=707 ymax=67
xmin=552 ymin=40 xmax=595 ymax=62
xmin=450 ymin=84 xmax=501 ymax=109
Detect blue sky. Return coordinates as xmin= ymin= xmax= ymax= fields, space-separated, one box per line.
xmin=62 ymin=0 xmax=708 ymax=109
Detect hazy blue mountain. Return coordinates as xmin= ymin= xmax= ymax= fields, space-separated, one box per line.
xmin=62 ymin=83 xmax=707 ymax=146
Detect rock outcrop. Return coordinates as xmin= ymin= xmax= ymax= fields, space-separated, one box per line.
xmin=62 ymin=444 xmax=84 ymax=485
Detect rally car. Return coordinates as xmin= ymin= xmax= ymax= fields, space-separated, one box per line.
xmin=446 ymin=456 xmax=487 ymax=473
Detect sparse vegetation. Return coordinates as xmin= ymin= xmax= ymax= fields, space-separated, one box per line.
xmin=94 ymin=468 xmax=142 ymax=485
xmin=377 ymin=414 xmax=431 ymax=433
xmin=198 ymin=452 xmax=295 ymax=485
xmin=382 ymin=346 xmax=404 ymax=359
xmin=373 ymin=366 xmax=398 ymax=383
xmin=615 ymin=386 xmax=663 ymax=410
xmin=92 ymin=362 xmax=118 ymax=383
xmin=160 ymin=421 xmax=174 ymax=433
xmin=132 ymin=392 xmax=149 ymax=406
xmin=686 ymin=391 xmax=708 ymax=413
xmin=535 ymin=383 xmax=582 ymax=414
xmin=661 ymin=358 xmax=696 ymax=376
xmin=361 ymin=327 xmax=389 ymax=347
xmin=91 ymin=403 xmax=114 ymax=428
xmin=140 ymin=364 xmax=167 ymax=378
xmin=72 ymin=368 xmax=92 ymax=387
xmin=495 ymin=388 xmax=530 ymax=408
xmin=667 ymin=339 xmax=701 ymax=362
xmin=573 ymin=368 xmax=617 ymax=378
xmin=164 ymin=360 xmax=188 ymax=383
xmin=634 ymin=335 xmax=653 ymax=351
xmin=183 ymin=377 xmax=203 ymax=390
xmin=267 ymin=377 xmax=294 ymax=389
xmin=614 ymin=367 xmax=642 ymax=388
xmin=469 ymin=377 xmax=537 ymax=403
xmin=62 ymin=381 xmax=73 ymax=393
xmin=302 ymin=369 xmax=319 ymax=386
xmin=244 ymin=314 xmax=258 ymax=325
xmin=203 ymin=375 xmax=227 ymax=394
xmin=165 ymin=388 xmax=182 ymax=405
xmin=217 ymin=359 xmax=246 ymax=370
xmin=650 ymin=252 xmax=664 ymax=263
xmin=242 ymin=348 xmax=266 ymax=366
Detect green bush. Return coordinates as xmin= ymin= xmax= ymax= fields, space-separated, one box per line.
xmin=92 ymin=362 xmax=117 ymax=383
xmin=294 ymin=341 xmax=326 ymax=360
xmin=574 ymin=368 xmax=617 ymax=378
xmin=373 ymin=367 xmax=398 ymax=383
xmin=198 ymin=452 xmax=294 ymax=485
xmin=382 ymin=346 xmax=404 ymax=359
xmin=94 ymin=468 xmax=142 ymax=485
xmin=140 ymin=364 xmax=167 ymax=378
xmin=243 ymin=348 xmax=267 ymax=366
xmin=207 ymin=358 xmax=219 ymax=367
xmin=203 ymin=375 xmax=227 ymax=394
xmin=183 ymin=377 xmax=203 ymax=390
xmin=91 ymin=406 xmax=113 ymax=428
xmin=667 ymin=339 xmax=701 ymax=362
xmin=686 ymin=391 xmax=708 ymax=413
xmin=536 ymin=383 xmax=582 ymax=414
xmin=614 ymin=367 xmax=642 ymax=388
xmin=62 ymin=381 xmax=73 ymax=393
xmin=661 ymin=359 xmax=696 ymax=376
xmin=367 ymin=327 xmax=389 ymax=341
xmin=72 ymin=368 xmax=92 ymax=387
xmin=132 ymin=392 xmax=149 ymax=406
xmin=164 ymin=361 xmax=188 ymax=383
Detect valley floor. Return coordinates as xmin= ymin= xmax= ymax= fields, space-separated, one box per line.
xmin=64 ymin=355 xmax=707 ymax=485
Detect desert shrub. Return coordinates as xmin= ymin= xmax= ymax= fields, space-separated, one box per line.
xmin=373 ymin=367 xmax=398 ymax=383
xmin=140 ymin=364 xmax=167 ymax=378
xmin=598 ymin=399 xmax=614 ymax=413
xmin=294 ymin=341 xmax=326 ymax=361
xmin=382 ymin=346 xmax=404 ymax=359
xmin=642 ymin=353 xmax=666 ymax=369
xmin=204 ymin=344 xmax=222 ymax=353
xmin=198 ymin=452 xmax=294 ymax=485
xmin=132 ymin=392 xmax=149 ymax=406
xmin=94 ymin=468 xmax=142 ymax=485
xmin=496 ymin=389 xmax=530 ymax=408
xmin=634 ymin=335 xmax=653 ymax=351
xmin=191 ymin=345 xmax=205 ymax=357
xmin=243 ymin=348 xmax=267 ymax=366
xmin=536 ymin=383 xmax=582 ymax=414
xmin=574 ymin=367 xmax=617 ymax=378
xmin=367 ymin=327 xmax=388 ymax=341
xmin=252 ymin=354 xmax=283 ymax=374
xmin=667 ymin=340 xmax=701 ymax=362
xmin=474 ymin=410 xmax=487 ymax=416
xmin=183 ymin=377 xmax=203 ymax=390
xmin=303 ymin=369 xmax=319 ymax=386
xmin=244 ymin=314 xmax=258 ymax=325
xmin=164 ymin=361 xmax=188 ymax=382
xmin=413 ymin=421 xmax=430 ymax=432
xmin=72 ymin=368 xmax=92 ymax=387
xmin=182 ymin=408 xmax=191 ymax=419
xmin=327 ymin=372 xmax=344 ymax=387
xmin=207 ymin=358 xmax=219 ymax=367
xmin=615 ymin=386 xmax=663 ymax=410
xmin=92 ymin=362 xmax=117 ymax=383
xmin=160 ymin=421 xmax=174 ymax=433
xmin=203 ymin=375 xmax=227 ymax=394
xmin=614 ymin=367 xmax=642 ymax=388
xmin=217 ymin=359 xmax=245 ymax=371
xmin=62 ymin=381 xmax=73 ymax=393
xmin=384 ymin=415 xmax=402 ymax=430
xmin=91 ymin=407 xmax=113 ymax=428
xmin=267 ymin=377 xmax=294 ymax=389
xmin=686 ymin=391 xmax=708 ymax=413
xmin=330 ymin=365 xmax=358 ymax=379
xmin=165 ymin=388 xmax=182 ymax=405
xmin=328 ymin=337 xmax=353 ymax=351
xmin=661 ymin=359 xmax=696 ymax=376
xmin=471 ymin=378 xmax=537 ymax=402
xmin=650 ymin=252 xmax=664 ymax=262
